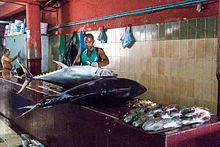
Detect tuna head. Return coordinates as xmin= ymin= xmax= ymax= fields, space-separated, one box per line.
xmin=101 ymin=78 xmax=147 ymax=99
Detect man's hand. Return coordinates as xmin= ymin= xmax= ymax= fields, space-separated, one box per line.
xmin=91 ymin=62 xmax=98 ymax=67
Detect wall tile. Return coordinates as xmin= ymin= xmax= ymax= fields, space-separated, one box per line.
xmin=151 ymin=24 xmax=159 ymax=40
xmin=195 ymin=39 xmax=205 ymax=59
xmin=165 ymin=40 xmax=172 ymax=58
xmin=180 ymin=20 xmax=188 ymax=39
xmin=204 ymin=39 xmax=214 ymax=59
xmin=145 ymin=24 xmax=152 ymax=41
xmin=145 ymin=58 xmax=152 ymax=75
xmin=159 ymin=41 xmax=165 ymax=57
xmin=132 ymin=25 xmax=145 ymax=42
xmin=185 ymin=59 xmax=195 ymax=78
xmin=143 ymin=41 xmax=152 ymax=58
xmin=196 ymin=18 xmax=206 ymax=39
xmin=165 ymin=22 xmax=172 ymax=40
xmin=159 ymin=23 xmax=165 ymax=40
xmin=186 ymin=78 xmax=195 ymax=97
xmin=152 ymin=41 xmax=159 ymax=57
xmin=158 ymin=59 xmax=165 ymax=75
xmin=172 ymin=40 xmax=180 ymax=58
xmin=179 ymin=40 xmax=188 ymax=59
xmin=206 ymin=16 xmax=216 ymax=38
xmin=188 ymin=39 xmax=195 ymax=58
xmin=164 ymin=59 xmax=171 ymax=76
xmin=188 ymin=19 xmax=196 ymax=39
xmin=172 ymin=21 xmax=180 ymax=40
xmin=151 ymin=58 xmax=158 ymax=75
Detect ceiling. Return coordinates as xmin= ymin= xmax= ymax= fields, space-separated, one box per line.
xmin=0 ymin=0 xmax=60 ymax=19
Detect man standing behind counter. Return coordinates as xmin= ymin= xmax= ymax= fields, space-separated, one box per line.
xmin=1 ymin=49 xmax=20 ymax=70
xmin=73 ymin=33 xmax=109 ymax=67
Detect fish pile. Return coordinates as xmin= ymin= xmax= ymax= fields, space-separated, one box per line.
xmin=123 ymin=99 xmax=211 ymax=132
xmin=21 ymin=134 xmax=44 ymax=147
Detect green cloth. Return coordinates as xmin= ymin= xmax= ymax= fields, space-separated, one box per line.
xmin=81 ymin=47 xmax=99 ymax=65
xmin=59 ymin=34 xmax=66 ymax=63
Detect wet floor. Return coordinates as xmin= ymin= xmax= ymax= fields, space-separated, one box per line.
xmin=0 ymin=119 xmax=22 ymax=147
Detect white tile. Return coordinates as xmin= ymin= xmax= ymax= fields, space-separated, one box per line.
xmin=132 ymin=25 xmax=146 ymax=42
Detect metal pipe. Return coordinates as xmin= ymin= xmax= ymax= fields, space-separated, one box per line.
xmin=48 ymin=0 xmax=214 ymax=31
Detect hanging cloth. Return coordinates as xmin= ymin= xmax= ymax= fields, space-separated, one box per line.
xmin=97 ymin=26 xmax=107 ymax=43
xmin=120 ymin=25 xmax=134 ymax=48
xmin=64 ymin=31 xmax=79 ymax=66
xmin=59 ymin=34 xmax=66 ymax=63
xmin=78 ymin=31 xmax=85 ymax=52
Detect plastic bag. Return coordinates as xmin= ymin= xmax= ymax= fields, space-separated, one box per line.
xmin=120 ymin=25 xmax=134 ymax=48
xmin=78 ymin=31 xmax=85 ymax=51
xmin=97 ymin=26 xmax=107 ymax=43
xmin=59 ymin=34 xmax=66 ymax=63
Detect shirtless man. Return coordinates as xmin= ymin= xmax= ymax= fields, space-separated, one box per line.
xmin=1 ymin=49 xmax=20 ymax=70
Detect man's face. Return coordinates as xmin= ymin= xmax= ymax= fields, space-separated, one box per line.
xmin=85 ymin=36 xmax=94 ymax=50
xmin=6 ymin=51 xmax=10 ymax=56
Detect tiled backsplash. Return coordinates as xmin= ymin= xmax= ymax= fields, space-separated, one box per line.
xmin=49 ymin=16 xmax=218 ymax=114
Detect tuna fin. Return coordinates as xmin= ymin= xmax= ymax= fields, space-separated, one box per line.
xmin=53 ymin=60 xmax=69 ymax=68
xmin=16 ymin=103 xmax=40 ymax=119
xmin=17 ymin=78 xmax=32 ymax=94
xmin=17 ymin=60 xmax=33 ymax=94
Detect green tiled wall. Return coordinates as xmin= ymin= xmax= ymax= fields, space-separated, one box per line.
xmin=146 ymin=16 xmax=217 ymax=41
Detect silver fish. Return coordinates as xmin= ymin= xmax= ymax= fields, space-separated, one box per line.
xmin=123 ymin=108 xmax=141 ymax=123
xmin=17 ymin=60 xmax=117 ymax=94
xmin=162 ymin=118 xmax=182 ymax=129
xmin=182 ymin=117 xmax=205 ymax=125
xmin=142 ymin=118 xmax=163 ymax=131
xmin=132 ymin=112 xmax=154 ymax=127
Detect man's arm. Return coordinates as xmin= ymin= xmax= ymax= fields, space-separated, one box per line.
xmin=97 ymin=48 xmax=109 ymax=67
xmin=73 ymin=51 xmax=82 ymax=65
xmin=5 ymin=51 xmax=21 ymax=62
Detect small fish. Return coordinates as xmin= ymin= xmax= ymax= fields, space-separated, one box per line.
xmin=170 ymin=110 xmax=182 ymax=118
xmin=182 ymin=117 xmax=205 ymax=126
xmin=163 ymin=104 xmax=178 ymax=112
xmin=162 ymin=118 xmax=182 ymax=129
xmin=132 ymin=112 xmax=154 ymax=127
xmin=123 ymin=108 xmax=140 ymax=123
xmin=142 ymin=118 xmax=163 ymax=131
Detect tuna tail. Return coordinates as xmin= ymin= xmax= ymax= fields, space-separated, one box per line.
xmin=16 ymin=103 xmax=41 ymax=119
xmin=17 ymin=60 xmax=33 ymax=94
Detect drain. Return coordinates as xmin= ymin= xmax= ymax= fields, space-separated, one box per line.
xmin=0 ymin=137 xmax=4 ymax=143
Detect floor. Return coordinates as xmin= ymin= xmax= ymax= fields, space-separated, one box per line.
xmin=0 ymin=119 xmax=22 ymax=147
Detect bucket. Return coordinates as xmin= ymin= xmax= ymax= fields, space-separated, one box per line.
xmin=40 ymin=22 xmax=48 ymax=35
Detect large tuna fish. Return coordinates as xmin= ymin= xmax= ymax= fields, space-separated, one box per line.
xmin=17 ymin=60 xmax=117 ymax=94
xmin=17 ymin=77 xmax=147 ymax=118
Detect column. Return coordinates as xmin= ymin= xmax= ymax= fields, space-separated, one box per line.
xmin=26 ymin=3 xmax=41 ymax=75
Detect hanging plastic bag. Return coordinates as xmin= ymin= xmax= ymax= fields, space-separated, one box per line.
xmin=59 ymin=34 xmax=66 ymax=63
xmin=78 ymin=31 xmax=85 ymax=51
xmin=120 ymin=25 xmax=134 ymax=48
xmin=97 ymin=26 xmax=107 ymax=43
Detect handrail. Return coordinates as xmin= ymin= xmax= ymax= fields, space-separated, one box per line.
xmin=48 ymin=0 xmax=213 ymax=31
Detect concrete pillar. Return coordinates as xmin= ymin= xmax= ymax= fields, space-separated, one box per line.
xmin=26 ymin=3 xmax=41 ymax=75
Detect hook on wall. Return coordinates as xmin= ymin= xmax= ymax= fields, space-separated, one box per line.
xmin=196 ymin=3 xmax=204 ymax=12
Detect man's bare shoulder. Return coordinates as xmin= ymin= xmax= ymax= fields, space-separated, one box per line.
xmin=97 ymin=48 xmax=105 ymax=53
